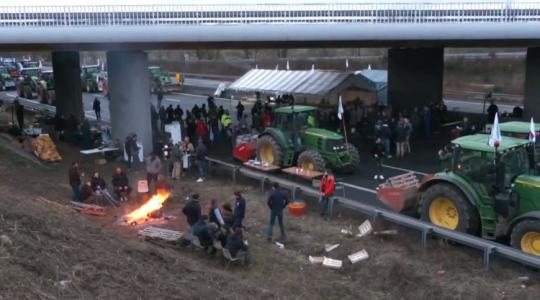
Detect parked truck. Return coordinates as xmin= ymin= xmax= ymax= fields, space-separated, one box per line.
xmin=378 ymin=134 xmax=540 ymax=256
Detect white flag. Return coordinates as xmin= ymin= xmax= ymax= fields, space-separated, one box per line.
xmin=255 ymin=64 xmax=258 ymax=69
xmin=345 ymin=59 xmax=349 ymax=69
xmin=286 ymin=60 xmax=290 ymax=70
xmin=530 ymin=117 xmax=536 ymax=143
xmin=337 ymin=96 xmax=344 ymax=120
xmin=311 ymin=64 xmax=315 ymax=72
xmin=275 ymin=64 xmax=279 ymax=70
xmin=488 ymin=113 xmax=501 ymax=147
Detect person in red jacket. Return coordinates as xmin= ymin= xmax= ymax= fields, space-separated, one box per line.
xmin=196 ymin=118 xmax=207 ymax=142
xmin=319 ymin=170 xmax=335 ymax=219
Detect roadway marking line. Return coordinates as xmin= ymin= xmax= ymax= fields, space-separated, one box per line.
xmin=164 ymin=97 xmax=181 ymax=103
xmin=6 ymin=93 xmax=16 ymax=97
xmin=382 ymin=164 xmax=428 ymax=176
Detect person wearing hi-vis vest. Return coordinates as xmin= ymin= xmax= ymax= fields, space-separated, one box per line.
xmin=319 ymin=170 xmax=335 ymax=219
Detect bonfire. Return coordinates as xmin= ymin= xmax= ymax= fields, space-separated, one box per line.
xmin=125 ymin=192 xmax=170 ymax=224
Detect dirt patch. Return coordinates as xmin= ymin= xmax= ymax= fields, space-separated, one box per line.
xmin=0 ymin=138 xmax=539 ymax=299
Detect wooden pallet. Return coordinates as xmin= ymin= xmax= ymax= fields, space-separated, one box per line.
xmin=138 ymin=226 xmax=184 ymax=242
xmin=69 ymin=201 xmax=106 ymax=216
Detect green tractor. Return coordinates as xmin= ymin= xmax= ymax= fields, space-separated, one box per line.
xmin=15 ymin=67 xmax=40 ymax=99
xmin=36 ymin=70 xmax=55 ymax=105
xmin=256 ymin=105 xmax=360 ymax=173
xmin=381 ymin=134 xmax=540 ymax=256
xmin=81 ymin=65 xmax=102 ymax=93
xmin=0 ymin=66 xmax=16 ymax=91
xmin=149 ymin=66 xmax=182 ymax=93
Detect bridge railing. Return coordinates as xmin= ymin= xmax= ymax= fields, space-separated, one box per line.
xmin=0 ymin=2 xmax=539 ymax=27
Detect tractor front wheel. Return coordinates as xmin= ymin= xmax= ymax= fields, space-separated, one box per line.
xmin=420 ymin=183 xmax=479 ymax=234
xmin=339 ymin=143 xmax=360 ymax=173
xmin=256 ymin=135 xmax=284 ymax=167
xmin=510 ymin=219 xmax=540 ymax=256
xmin=297 ymin=150 xmax=325 ymax=171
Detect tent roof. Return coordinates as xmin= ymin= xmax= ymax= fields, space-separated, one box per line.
xmin=356 ymin=69 xmax=387 ymax=84
xmin=227 ymin=69 xmax=368 ymax=96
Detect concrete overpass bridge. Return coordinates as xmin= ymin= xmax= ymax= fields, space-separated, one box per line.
xmin=3 ymin=1 xmax=540 ymax=152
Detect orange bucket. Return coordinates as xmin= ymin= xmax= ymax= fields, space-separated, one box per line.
xmin=288 ymin=202 xmax=306 ymax=217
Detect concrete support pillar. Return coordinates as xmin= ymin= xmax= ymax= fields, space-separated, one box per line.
xmin=52 ymin=51 xmax=83 ymax=120
xmin=107 ymin=50 xmax=152 ymax=154
xmin=387 ymin=48 xmax=444 ymax=112
xmin=524 ymin=48 xmax=540 ymax=119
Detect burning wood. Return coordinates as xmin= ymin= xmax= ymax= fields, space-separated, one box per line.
xmin=124 ymin=192 xmax=170 ymax=225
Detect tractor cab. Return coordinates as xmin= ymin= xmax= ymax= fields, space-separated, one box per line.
xmin=499 ymin=121 xmax=540 ymax=170
xmin=451 ymin=134 xmax=533 ymax=195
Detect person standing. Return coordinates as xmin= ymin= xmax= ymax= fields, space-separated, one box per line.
xmin=195 ymin=138 xmax=207 ymax=183
xmin=233 ymin=191 xmax=246 ymax=229
xmin=236 ymin=101 xmax=245 ymax=121
xmin=395 ymin=118 xmax=407 ymax=158
xmin=92 ymin=97 xmax=101 ymax=121
xmin=196 ymin=118 xmax=207 ymax=143
xmin=372 ymin=138 xmax=385 ymax=180
xmin=182 ymin=193 xmax=202 ymax=229
xmin=166 ymin=104 xmax=174 ymax=124
xmin=266 ymin=183 xmax=289 ymax=241
xmin=124 ymin=134 xmax=139 ymax=169
xmin=14 ymin=98 xmax=24 ymax=130
xmin=171 ymin=141 xmax=182 ymax=180
xmin=156 ymin=87 xmax=164 ymax=109
xmin=319 ymin=170 xmax=335 ymax=219
xmin=145 ymin=152 xmax=162 ymax=192
xmin=381 ymin=123 xmax=392 ymax=158
xmin=487 ymin=100 xmax=499 ymax=124
xmin=69 ymin=162 xmax=83 ymax=202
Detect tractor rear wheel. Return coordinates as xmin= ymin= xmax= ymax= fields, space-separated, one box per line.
xmin=297 ymin=150 xmax=325 ymax=171
xmin=256 ymin=135 xmax=284 ymax=167
xmin=420 ymin=183 xmax=479 ymax=234
xmin=510 ymin=219 xmax=540 ymax=256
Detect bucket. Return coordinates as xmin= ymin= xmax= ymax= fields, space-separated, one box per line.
xmin=137 ymin=180 xmax=149 ymax=193
xmin=288 ymin=202 xmax=306 ymax=217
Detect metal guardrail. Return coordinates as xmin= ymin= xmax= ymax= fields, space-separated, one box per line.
xmin=206 ymin=156 xmax=540 ymax=270
xmin=0 ymin=2 xmax=540 ymax=27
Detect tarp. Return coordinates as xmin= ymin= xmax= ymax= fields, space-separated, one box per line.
xmin=228 ymin=69 xmax=369 ymax=96
xmin=355 ymin=69 xmax=388 ymax=105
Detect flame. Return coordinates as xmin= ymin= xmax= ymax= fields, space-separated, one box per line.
xmin=125 ymin=192 xmax=170 ymax=224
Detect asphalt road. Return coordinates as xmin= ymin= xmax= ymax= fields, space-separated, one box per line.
xmin=0 ymin=76 xmax=492 ymax=210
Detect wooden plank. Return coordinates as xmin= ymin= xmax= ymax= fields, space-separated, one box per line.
xmin=69 ymin=201 xmax=106 ymax=216
xmin=138 ymin=226 xmax=184 ymax=242
xmin=282 ymin=167 xmax=323 ymax=180
xmin=243 ymin=161 xmax=280 ymax=172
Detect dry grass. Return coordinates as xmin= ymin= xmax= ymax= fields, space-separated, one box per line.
xmin=0 ymin=132 xmax=539 ymax=300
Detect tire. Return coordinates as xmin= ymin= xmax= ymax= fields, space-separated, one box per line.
xmin=510 ymin=219 xmax=540 ymax=256
xmin=297 ymin=150 xmax=325 ymax=171
xmin=256 ymin=135 xmax=284 ymax=167
xmin=420 ymin=183 xmax=479 ymax=234
xmin=339 ymin=143 xmax=360 ymax=173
